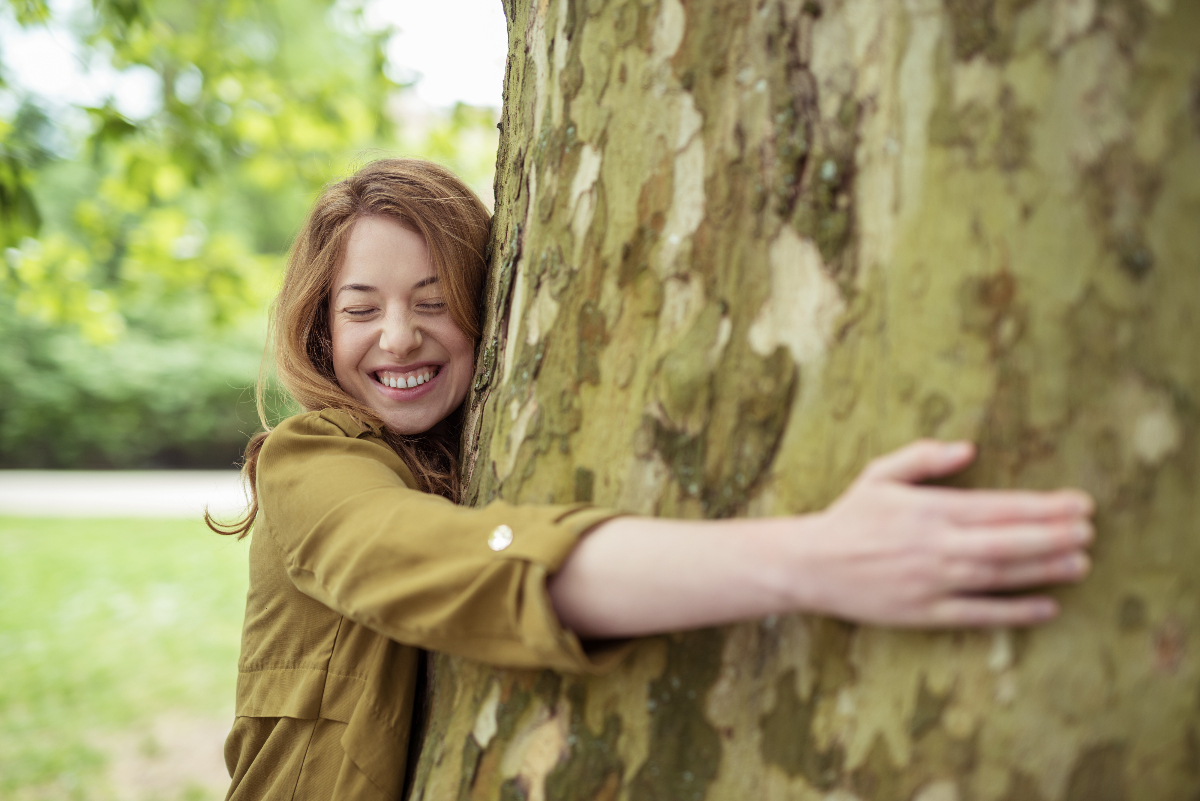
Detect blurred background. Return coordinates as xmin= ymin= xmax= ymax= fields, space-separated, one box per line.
xmin=0 ymin=0 xmax=505 ymax=796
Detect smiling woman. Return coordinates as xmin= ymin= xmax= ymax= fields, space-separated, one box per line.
xmin=329 ymin=217 xmax=476 ymax=436
xmin=213 ymin=159 xmax=493 ymax=512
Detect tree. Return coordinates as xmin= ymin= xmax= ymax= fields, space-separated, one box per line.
xmin=407 ymin=0 xmax=1199 ymax=799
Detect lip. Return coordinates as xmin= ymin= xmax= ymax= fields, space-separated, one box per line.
xmin=369 ymin=363 xmax=444 ymax=401
xmin=370 ymin=360 xmax=444 ymax=376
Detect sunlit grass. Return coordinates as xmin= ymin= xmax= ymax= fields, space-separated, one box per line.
xmin=0 ymin=517 xmax=247 ymax=799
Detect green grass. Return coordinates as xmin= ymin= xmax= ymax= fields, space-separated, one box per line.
xmin=0 ymin=518 xmax=248 ymax=799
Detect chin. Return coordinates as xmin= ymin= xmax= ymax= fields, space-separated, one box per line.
xmin=381 ymin=414 xmax=439 ymax=437
xmin=381 ymin=404 xmax=459 ymax=437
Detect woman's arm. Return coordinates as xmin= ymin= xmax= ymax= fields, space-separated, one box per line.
xmin=549 ymin=440 xmax=1094 ymax=638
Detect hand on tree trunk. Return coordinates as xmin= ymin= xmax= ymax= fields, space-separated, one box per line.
xmin=549 ymin=440 xmax=1093 ymax=638
xmin=793 ymin=439 xmax=1093 ymax=628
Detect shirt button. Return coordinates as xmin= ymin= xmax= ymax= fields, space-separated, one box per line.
xmin=488 ymin=524 xmax=514 ymax=551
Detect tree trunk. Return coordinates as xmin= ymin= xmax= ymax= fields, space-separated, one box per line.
xmin=407 ymin=1 xmax=1200 ymax=799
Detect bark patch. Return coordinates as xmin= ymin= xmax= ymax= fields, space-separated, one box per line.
xmin=573 ymin=466 xmax=595 ymax=502
xmin=1064 ymin=742 xmax=1128 ymax=801
xmin=791 ymin=96 xmax=860 ymax=273
xmin=543 ymin=682 xmax=624 ymax=801
xmin=576 ymin=299 xmax=607 ymax=385
xmin=759 ymin=668 xmax=843 ymax=789
xmin=909 ymin=677 xmax=952 ymax=740
xmin=628 ymin=630 xmax=724 ymax=801
xmin=944 ymin=0 xmax=1030 ymax=62
xmin=997 ymin=771 xmax=1048 ymax=801
xmin=1080 ymin=139 xmax=1164 ymax=281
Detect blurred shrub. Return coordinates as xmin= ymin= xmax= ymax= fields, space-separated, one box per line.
xmin=0 ymin=290 xmax=272 ymax=468
xmin=0 ymin=0 xmax=499 ymax=468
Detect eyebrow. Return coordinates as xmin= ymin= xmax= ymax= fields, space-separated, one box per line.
xmin=335 ymin=276 xmax=439 ymax=296
xmin=335 ymin=283 xmax=376 ymax=296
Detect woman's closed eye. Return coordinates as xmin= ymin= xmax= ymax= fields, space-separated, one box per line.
xmin=416 ymin=300 xmax=447 ymax=312
xmin=341 ymin=306 xmax=379 ymax=317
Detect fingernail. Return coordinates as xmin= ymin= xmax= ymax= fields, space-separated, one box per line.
xmin=1072 ymin=522 xmax=1093 ymax=543
xmin=1038 ymin=600 xmax=1058 ymax=619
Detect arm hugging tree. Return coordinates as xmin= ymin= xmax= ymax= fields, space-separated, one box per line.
xmin=408 ymin=1 xmax=1200 ymax=799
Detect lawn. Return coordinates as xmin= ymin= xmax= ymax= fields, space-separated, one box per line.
xmin=0 ymin=518 xmax=248 ymax=800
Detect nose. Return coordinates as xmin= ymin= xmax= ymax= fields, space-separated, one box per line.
xmin=378 ymin=309 xmax=423 ymax=356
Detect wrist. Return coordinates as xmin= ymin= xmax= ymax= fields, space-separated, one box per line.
xmin=773 ymin=512 xmax=831 ymax=617
xmin=741 ymin=514 xmax=823 ymax=618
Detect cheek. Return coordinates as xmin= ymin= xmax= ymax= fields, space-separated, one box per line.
xmin=328 ymin=321 xmax=360 ymax=380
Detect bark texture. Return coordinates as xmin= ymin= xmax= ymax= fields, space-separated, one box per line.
xmin=407 ymin=1 xmax=1200 ymax=799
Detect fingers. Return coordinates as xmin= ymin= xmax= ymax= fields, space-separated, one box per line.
xmin=944 ymin=520 xmax=1093 ymax=561
xmin=926 ymin=596 xmax=1060 ymax=627
xmin=859 ymin=440 xmax=975 ymax=484
xmin=858 ymin=441 xmax=1095 ymax=525
xmin=945 ymin=551 xmax=1091 ymax=592
xmin=922 ymin=486 xmax=1094 ymax=525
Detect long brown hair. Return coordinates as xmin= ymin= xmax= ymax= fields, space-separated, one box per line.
xmin=208 ymin=158 xmax=490 ymax=538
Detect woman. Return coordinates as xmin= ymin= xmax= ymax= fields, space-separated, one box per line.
xmin=212 ymin=158 xmax=1093 ymax=799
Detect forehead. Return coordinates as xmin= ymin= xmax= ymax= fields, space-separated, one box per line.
xmin=336 ymin=215 xmax=434 ymax=286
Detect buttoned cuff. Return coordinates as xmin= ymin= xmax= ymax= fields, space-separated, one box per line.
xmin=475 ymin=502 xmax=634 ymax=674
xmin=477 ymin=502 xmax=624 ymax=570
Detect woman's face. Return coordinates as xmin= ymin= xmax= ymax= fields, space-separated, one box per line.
xmin=328 ymin=215 xmax=475 ymax=435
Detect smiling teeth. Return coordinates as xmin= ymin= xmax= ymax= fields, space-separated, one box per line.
xmin=379 ymin=367 xmax=438 ymax=389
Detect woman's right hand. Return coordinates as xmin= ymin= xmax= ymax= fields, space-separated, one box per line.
xmin=787 ymin=439 xmax=1095 ymax=628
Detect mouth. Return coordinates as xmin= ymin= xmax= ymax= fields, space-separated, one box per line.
xmin=374 ymin=365 xmax=441 ymax=389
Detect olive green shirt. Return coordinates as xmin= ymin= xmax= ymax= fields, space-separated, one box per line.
xmin=224 ymin=410 xmax=624 ymax=800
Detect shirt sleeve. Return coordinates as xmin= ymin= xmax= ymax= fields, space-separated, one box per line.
xmin=255 ymin=410 xmax=629 ymax=674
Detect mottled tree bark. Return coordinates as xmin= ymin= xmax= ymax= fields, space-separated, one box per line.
xmin=407 ymin=1 xmax=1200 ymax=799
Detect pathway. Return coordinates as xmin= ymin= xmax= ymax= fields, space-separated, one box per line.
xmin=0 ymin=470 xmax=246 ymax=518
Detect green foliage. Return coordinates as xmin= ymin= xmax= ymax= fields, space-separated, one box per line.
xmin=4 ymin=0 xmax=400 ymax=329
xmin=0 ymin=0 xmax=499 ymax=467
xmin=0 ymin=516 xmax=248 ymax=798
xmin=0 ymin=101 xmax=53 ymax=248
